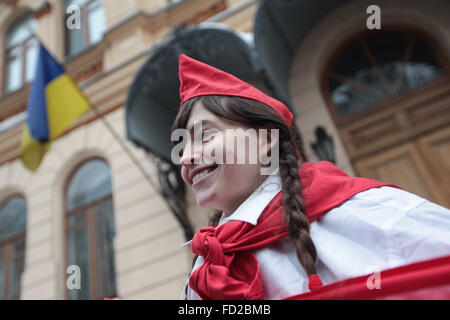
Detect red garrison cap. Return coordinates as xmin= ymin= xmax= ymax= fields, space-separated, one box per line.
xmin=178 ymin=54 xmax=293 ymax=126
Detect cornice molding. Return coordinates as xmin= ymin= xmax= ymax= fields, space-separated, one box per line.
xmin=32 ymin=1 xmax=51 ymax=20
xmin=0 ymin=0 xmax=19 ymax=7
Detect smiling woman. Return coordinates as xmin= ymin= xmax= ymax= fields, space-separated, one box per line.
xmin=172 ymin=54 xmax=450 ymax=300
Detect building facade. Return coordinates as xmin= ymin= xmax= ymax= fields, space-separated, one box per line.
xmin=0 ymin=0 xmax=448 ymax=299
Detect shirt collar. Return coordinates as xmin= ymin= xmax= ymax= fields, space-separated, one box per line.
xmin=181 ymin=170 xmax=282 ymax=248
xmin=218 ymin=170 xmax=282 ymax=227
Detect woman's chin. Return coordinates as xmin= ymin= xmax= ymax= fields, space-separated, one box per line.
xmin=195 ymin=191 xmax=219 ymax=209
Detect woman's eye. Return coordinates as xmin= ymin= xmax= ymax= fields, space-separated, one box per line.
xmin=201 ymin=130 xmax=215 ymax=141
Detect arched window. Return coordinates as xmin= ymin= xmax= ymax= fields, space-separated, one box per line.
xmin=65 ymin=0 xmax=106 ymax=56
xmin=65 ymin=159 xmax=117 ymax=300
xmin=0 ymin=195 xmax=27 ymax=300
xmin=4 ymin=13 xmax=38 ymax=93
xmin=326 ymin=30 xmax=448 ymax=118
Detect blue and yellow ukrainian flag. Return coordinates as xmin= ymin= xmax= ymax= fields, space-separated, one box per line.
xmin=21 ymin=42 xmax=90 ymax=171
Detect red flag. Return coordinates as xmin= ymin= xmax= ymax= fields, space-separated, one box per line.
xmin=284 ymin=255 xmax=450 ymax=300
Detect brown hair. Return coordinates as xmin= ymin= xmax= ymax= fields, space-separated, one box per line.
xmin=171 ymin=95 xmax=318 ymax=278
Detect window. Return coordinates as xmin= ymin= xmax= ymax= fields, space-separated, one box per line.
xmin=0 ymin=195 xmax=27 ymax=300
xmin=65 ymin=159 xmax=117 ymax=300
xmin=4 ymin=13 xmax=37 ymax=93
xmin=65 ymin=0 xmax=106 ymax=57
xmin=327 ymin=31 xmax=447 ymax=118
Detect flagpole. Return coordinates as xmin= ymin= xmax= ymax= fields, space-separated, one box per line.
xmin=89 ymin=105 xmax=164 ymax=194
xmin=90 ymin=103 xmax=193 ymax=240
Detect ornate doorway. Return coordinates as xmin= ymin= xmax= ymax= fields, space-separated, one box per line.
xmin=323 ymin=29 xmax=450 ymax=208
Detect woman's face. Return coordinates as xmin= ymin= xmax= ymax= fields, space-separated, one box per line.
xmin=179 ymin=101 xmax=267 ymax=215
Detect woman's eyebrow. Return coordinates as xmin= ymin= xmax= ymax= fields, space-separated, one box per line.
xmin=187 ymin=119 xmax=218 ymax=133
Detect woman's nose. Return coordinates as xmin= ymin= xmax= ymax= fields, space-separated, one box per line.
xmin=180 ymin=142 xmax=201 ymax=165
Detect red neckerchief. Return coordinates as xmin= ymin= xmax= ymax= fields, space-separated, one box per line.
xmin=189 ymin=161 xmax=402 ymax=300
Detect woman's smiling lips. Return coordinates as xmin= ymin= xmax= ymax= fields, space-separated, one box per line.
xmin=189 ymin=164 xmax=218 ymax=186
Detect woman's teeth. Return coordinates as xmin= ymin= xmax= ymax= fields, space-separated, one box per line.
xmin=192 ymin=167 xmax=215 ymax=184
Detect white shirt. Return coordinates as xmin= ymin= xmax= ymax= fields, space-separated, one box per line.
xmin=180 ymin=171 xmax=450 ymax=300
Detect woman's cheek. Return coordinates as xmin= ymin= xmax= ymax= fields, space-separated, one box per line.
xmin=232 ymin=133 xmax=255 ymax=165
xmin=202 ymin=142 xmax=218 ymax=164
xmin=180 ymin=166 xmax=190 ymax=185
xmin=203 ymin=133 xmax=228 ymax=164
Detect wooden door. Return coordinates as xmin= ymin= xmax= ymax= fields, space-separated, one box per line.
xmin=416 ymin=126 xmax=450 ymax=206
xmin=354 ymin=125 xmax=450 ymax=208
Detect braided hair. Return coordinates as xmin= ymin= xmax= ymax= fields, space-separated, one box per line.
xmin=172 ymin=95 xmax=318 ymax=278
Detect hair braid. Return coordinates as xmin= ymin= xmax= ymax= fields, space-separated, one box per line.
xmin=279 ymin=128 xmax=317 ymax=277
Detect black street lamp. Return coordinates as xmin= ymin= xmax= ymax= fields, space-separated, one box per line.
xmin=311 ymin=126 xmax=335 ymax=164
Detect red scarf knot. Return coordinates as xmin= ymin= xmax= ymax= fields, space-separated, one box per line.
xmin=191 ymin=226 xmax=225 ymax=266
xmin=308 ymin=274 xmax=323 ymax=291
